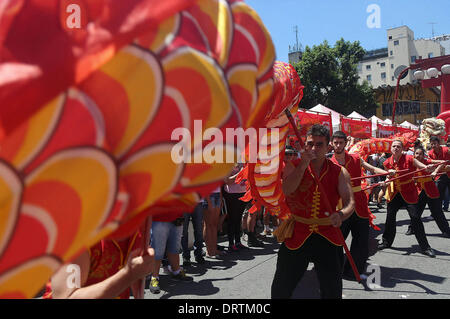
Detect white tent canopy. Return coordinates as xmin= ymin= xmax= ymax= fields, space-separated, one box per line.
xmin=347 ymin=111 xmax=367 ymax=120
xmin=400 ymin=120 xmax=419 ymax=130
xmin=384 ymin=118 xmax=392 ymax=124
xmin=370 ymin=115 xmax=385 ymax=136
xmin=309 ymin=104 xmax=343 ymax=131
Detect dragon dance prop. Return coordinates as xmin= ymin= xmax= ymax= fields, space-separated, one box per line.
xmin=236 ymin=62 xmax=303 ymax=220
xmin=350 ymin=169 xmax=409 ymax=182
xmin=0 ymin=0 xmax=283 ymax=298
xmin=361 ymin=162 xmax=448 ymax=192
xmin=418 ymin=118 xmax=446 ymax=149
xmin=413 ymin=172 xmax=447 ymax=180
xmin=348 ymin=131 xmax=418 ymax=159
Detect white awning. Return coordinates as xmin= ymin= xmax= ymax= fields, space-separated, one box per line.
xmin=309 ymin=104 xmax=343 ymax=128
xmin=400 ymin=120 xmax=419 ymax=130
xmin=347 ymin=111 xmax=367 ymax=120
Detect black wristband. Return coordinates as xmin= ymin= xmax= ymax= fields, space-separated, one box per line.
xmin=338 ymin=211 xmax=344 ymax=219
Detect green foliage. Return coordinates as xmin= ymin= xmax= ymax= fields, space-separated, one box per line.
xmin=293 ymin=38 xmax=378 ymax=117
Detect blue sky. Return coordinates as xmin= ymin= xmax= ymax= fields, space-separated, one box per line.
xmin=246 ymin=0 xmax=450 ymax=63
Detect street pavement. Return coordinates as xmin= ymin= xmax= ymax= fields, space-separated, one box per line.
xmin=144 ymin=201 xmax=450 ymax=299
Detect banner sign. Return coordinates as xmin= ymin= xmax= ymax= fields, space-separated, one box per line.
xmin=377 ymin=122 xmax=396 ymax=138
xmin=291 ymin=109 xmax=333 ymax=140
xmin=341 ymin=117 xmax=372 ymax=139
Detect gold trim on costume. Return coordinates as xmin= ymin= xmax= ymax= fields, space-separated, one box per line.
xmin=273 ymin=214 xmax=332 ymax=243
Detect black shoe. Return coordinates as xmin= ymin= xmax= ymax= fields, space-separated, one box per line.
xmin=421 ymin=247 xmax=436 ymax=258
xmin=247 ymin=232 xmax=264 ymax=247
xmin=248 ymin=237 xmax=264 ymax=247
xmin=377 ymin=240 xmax=391 ymax=250
xmin=195 ymin=255 xmax=205 ymax=264
xmin=236 ymin=242 xmax=248 ymax=250
xmin=171 ymin=268 xmax=194 ymax=281
xmin=182 ymin=257 xmax=191 ymax=267
xmin=405 ymin=226 xmax=414 ymax=236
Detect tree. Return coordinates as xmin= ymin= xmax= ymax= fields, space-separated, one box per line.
xmin=293 ymin=38 xmax=378 ymax=117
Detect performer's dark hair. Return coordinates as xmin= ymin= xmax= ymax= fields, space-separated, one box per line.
xmin=332 ymin=131 xmax=347 ymax=141
xmin=307 ymin=124 xmax=330 ymax=143
xmin=413 ymin=139 xmax=422 ymax=148
xmin=414 ymin=144 xmax=425 ymax=153
xmin=430 ymin=136 xmax=440 ymax=143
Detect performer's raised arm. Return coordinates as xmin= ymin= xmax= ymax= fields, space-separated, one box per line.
xmin=282 ymin=148 xmax=315 ymax=196
xmin=331 ymin=167 xmax=354 ymax=227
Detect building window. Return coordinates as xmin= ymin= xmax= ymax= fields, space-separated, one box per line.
xmin=382 ymin=103 xmax=393 ymax=117
xmin=380 ymin=62 xmax=386 ymax=68
xmin=366 ymin=65 xmax=371 ymax=70
xmin=381 ymin=72 xmax=386 ymax=80
xmin=391 ymin=64 xmax=394 ymax=69
xmin=394 ymin=40 xmax=399 ymax=46
xmin=390 ymin=50 xmax=393 ymax=56
xmin=433 ymin=103 xmax=440 ymax=116
xmin=367 ymin=75 xmax=372 ymax=81
xmin=411 ymin=56 xmax=416 ymax=63
xmin=428 ymin=52 xmax=434 ymax=58
xmin=388 ymin=36 xmax=393 ymax=40
xmin=427 ymin=102 xmax=440 ymax=116
xmin=392 ymin=76 xmax=395 ymax=81
xmin=412 ymin=100 xmax=420 ymax=114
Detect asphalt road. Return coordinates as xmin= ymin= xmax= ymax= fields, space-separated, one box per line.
xmin=143 ymin=201 xmax=450 ymax=299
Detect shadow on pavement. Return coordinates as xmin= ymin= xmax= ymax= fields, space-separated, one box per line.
xmin=376 ymin=265 xmax=446 ymax=295
xmin=289 ymin=262 xmax=448 ymax=299
xmin=156 ymin=276 xmax=234 ymax=299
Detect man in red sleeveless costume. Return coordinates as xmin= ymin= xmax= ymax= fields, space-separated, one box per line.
xmin=330 ymin=131 xmax=392 ymax=279
xmin=378 ymin=140 xmax=436 ymax=257
xmin=405 ymin=145 xmax=450 ymax=237
xmin=43 ymin=229 xmax=154 ymax=299
xmin=428 ymin=136 xmax=450 ymax=210
xmin=272 ymin=125 xmax=354 ymax=299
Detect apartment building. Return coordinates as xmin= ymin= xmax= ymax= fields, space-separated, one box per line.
xmin=358 ymin=26 xmax=445 ymax=89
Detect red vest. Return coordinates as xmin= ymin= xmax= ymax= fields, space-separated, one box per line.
xmin=331 ymin=152 xmax=370 ymax=219
xmin=43 ymin=232 xmax=142 ymax=299
xmin=383 ymin=154 xmax=418 ymax=204
xmin=285 ymin=159 xmax=343 ymax=249
xmin=428 ymin=146 xmax=450 ymax=179
xmin=415 ymin=158 xmax=440 ymax=199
